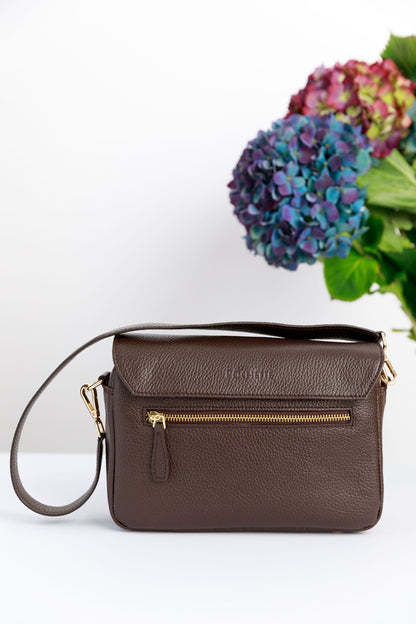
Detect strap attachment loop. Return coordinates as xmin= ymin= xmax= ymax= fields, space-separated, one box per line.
xmin=80 ymin=379 xmax=105 ymax=438
xmin=380 ymin=331 xmax=398 ymax=386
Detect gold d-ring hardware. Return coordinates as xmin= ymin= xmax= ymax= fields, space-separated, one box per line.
xmin=380 ymin=331 xmax=398 ymax=386
xmin=80 ymin=379 xmax=105 ymax=438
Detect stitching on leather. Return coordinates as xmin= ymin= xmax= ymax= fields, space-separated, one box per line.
xmin=113 ymin=339 xmax=385 ymax=400
xmin=374 ymin=386 xmax=384 ymax=524
xmin=358 ymin=386 xmax=384 ymax=531
xmin=107 ymin=384 xmax=128 ymax=529
xmin=118 ymin=525 xmax=369 ymax=532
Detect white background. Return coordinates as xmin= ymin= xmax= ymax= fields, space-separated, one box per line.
xmin=1 ymin=1 xmax=416 ymax=622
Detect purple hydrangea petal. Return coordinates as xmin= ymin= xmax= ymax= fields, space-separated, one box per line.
xmin=300 ymin=127 xmax=315 ymax=147
xmin=281 ymin=205 xmax=300 ymax=225
xmin=273 ymin=171 xmax=287 ymax=185
xmin=252 ymin=149 xmax=264 ymax=161
xmin=342 ymin=187 xmax=359 ymax=204
xmin=335 ymin=140 xmax=351 ymax=153
xmin=311 ymin=227 xmax=327 ymax=241
xmin=322 ymin=201 xmax=339 ymax=222
xmin=341 ymin=152 xmax=357 ymax=167
xmin=278 ymin=181 xmax=293 ymax=196
xmin=298 ymin=145 xmax=314 ymax=164
xmin=272 ymin=244 xmax=287 ymax=256
xmin=310 ymin=203 xmax=320 ymax=218
xmin=328 ymin=154 xmax=341 ymax=171
xmin=299 ymin=238 xmax=318 ymax=253
xmin=315 ymin=173 xmax=333 ymax=192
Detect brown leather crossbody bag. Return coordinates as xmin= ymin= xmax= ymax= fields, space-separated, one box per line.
xmin=11 ymin=322 xmax=397 ymax=531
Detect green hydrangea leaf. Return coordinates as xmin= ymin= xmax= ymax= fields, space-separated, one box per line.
xmin=378 ymin=254 xmax=401 ymax=286
xmin=403 ymin=278 xmax=416 ymax=323
xmin=361 ymin=214 xmax=384 ymax=250
xmin=407 ymin=228 xmax=416 ymax=244
xmin=323 ymin=250 xmax=379 ymax=301
xmin=382 ymin=248 xmax=416 ymax=277
xmin=368 ymin=205 xmax=416 ymax=230
xmin=378 ymin=222 xmax=413 ymax=253
xmin=358 ymin=149 xmax=416 ymax=211
xmin=381 ymin=34 xmax=416 ymax=82
xmin=390 ymin=213 xmax=416 ymax=230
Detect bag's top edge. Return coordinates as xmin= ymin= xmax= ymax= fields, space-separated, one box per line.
xmin=112 ymin=334 xmax=385 ymax=400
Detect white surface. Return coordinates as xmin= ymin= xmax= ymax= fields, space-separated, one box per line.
xmin=2 ymin=453 xmax=416 ymax=624
xmin=1 ymin=0 xmax=416 ymax=455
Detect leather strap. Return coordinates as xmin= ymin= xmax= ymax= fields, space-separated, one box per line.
xmin=10 ymin=321 xmax=382 ymax=517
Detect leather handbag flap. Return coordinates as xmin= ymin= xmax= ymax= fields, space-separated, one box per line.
xmin=112 ymin=333 xmax=384 ymax=399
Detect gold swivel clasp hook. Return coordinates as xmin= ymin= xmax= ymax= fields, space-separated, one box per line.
xmin=80 ymin=379 xmax=105 ymax=438
xmin=380 ymin=331 xmax=397 ymax=386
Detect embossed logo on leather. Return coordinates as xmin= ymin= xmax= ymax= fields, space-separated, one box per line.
xmin=223 ymin=368 xmax=271 ymax=382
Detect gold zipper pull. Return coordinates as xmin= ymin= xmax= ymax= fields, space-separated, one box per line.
xmin=147 ymin=412 xmax=169 ymax=482
xmin=148 ymin=411 xmax=166 ymax=429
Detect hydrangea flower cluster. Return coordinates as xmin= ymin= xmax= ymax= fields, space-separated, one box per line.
xmin=288 ymin=59 xmax=415 ymax=158
xmin=228 ymin=114 xmax=372 ymax=270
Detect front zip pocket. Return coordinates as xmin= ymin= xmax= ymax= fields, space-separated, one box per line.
xmin=146 ymin=409 xmax=351 ymax=483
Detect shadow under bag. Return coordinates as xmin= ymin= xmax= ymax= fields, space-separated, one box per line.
xmin=10 ymin=322 xmax=396 ymax=531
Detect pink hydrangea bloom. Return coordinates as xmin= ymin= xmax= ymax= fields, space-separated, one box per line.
xmin=288 ymin=59 xmax=415 ymax=158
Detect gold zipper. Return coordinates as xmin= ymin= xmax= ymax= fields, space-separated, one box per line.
xmin=146 ymin=410 xmax=351 ymax=483
xmin=147 ymin=410 xmax=351 ymax=427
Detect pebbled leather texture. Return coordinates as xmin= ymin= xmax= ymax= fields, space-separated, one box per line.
xmin=106 ymin=332 xmax=387 ymax=532
xmin=113 ymin=335 xmax=384 ymax=399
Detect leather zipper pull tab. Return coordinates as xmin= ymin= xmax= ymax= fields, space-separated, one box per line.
xmin=148 ymin=413 xmax=170 ymax=483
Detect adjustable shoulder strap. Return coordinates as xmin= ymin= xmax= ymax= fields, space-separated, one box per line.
xmin=10 ymin=321 xmax=382 ymax=517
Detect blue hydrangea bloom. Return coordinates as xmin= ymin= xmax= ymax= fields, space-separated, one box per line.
xmin=228 ymin=114 xmax=373 ymax=270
